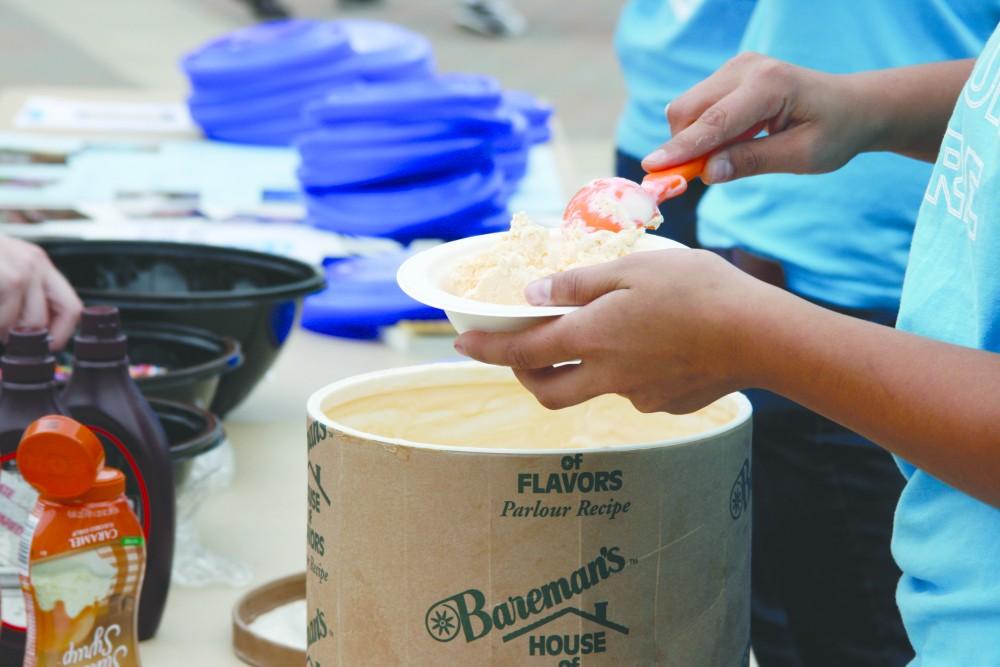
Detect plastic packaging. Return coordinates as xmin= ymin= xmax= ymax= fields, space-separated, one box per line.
xmin=62 ymin=307 xmax=174 ymax=641
xmin=0 ymin=328 xmax=71 ymax=666
xmin=172 ymin=438 xmax=251 ymax=588
xmin=150 ymin=399 xmax=251 ymax=588
xmin=17 ymin=415 xmax=145 ymax=667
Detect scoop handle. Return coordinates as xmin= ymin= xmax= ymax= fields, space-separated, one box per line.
xmin=641 ymin=155 xmax=709 ymax=204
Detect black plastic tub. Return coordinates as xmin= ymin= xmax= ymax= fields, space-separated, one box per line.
xmin=52 ymin=322 xmax=242 ymax=409
xmin=150 ymin=398 xmax=225 ymax=488
xmin=42 ymin=240 xmax=325 ymax=417
xmin=123 ymin=322 xmax=242 ymax=409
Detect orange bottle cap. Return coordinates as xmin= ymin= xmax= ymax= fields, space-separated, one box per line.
xmin=17 ymin=415 xmax=105 ymax=500
xmin=78 ymin=467 xmax=126 ymax=503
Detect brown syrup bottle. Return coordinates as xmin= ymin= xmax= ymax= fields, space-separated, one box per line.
xmin=0 ymin=327 xmax=71 ymax=666
xmin=62 ymin=306 xmax=175 ymax=641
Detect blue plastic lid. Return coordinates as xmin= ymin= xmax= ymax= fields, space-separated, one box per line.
xmin=187 ymin=44 xmax=433 ymax=107
xmin=189 ymin=79 xmax=344 ymax=127
xmin=503 ymin=90 xmax=553 ymax=126
xmin=202 ymin=114 xmax=313 ymax=146
xmin=339 ymin=19 xmax=434 ymax=77
xmin=502 ymin=91 xmax=552 ymax=145
xmin=294 ymin=119 xmax=461 ymax=147
xmin=294 ymin=110 xmax=516 ymax=147
xmin=183 ymin=19 xmax=434 ymax=106
xmin=182 ymin=20 xmax=354 ymax=88
xmin=307 ymin=161 xmax=502 ymax=232
xmin=440 ymin=109 xmax=518 ymax=137
xmin=495 ymin=148 xmax=529 ymax=182
xmin=188 ymin=65 xmax=360 ymax=107
xmin=304 ymin=73 xmax=501 ymax=124
xmin=301 ymin=252 xmax=445 ymax=339
xmin=297 ymin=134 xmax=490 ymax=188
xmin=489 ymin=109 xmax=529 ymax=152
xmin=527 ymin=125 xmax=552 ymax=145
xmin=192 ymin=69 xmax=503 ymax=134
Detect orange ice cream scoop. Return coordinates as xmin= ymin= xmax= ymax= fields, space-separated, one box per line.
xmin=640 ymin=155 xmax=707 ymax=203
xmin=563 ymin=157 xmax=708 ymax=233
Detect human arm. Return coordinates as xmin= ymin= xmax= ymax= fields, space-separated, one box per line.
xmin=454 ymin=251 xmax=1000 ymax=507
xmin=642 ymin=53 xmax=975 ymax=182
xmin=0 ymin=236 xmax=82 ymax=348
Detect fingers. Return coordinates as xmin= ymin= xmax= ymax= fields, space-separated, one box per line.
xmin=0 ymin=239 xmax=81 ymax=347
xmin=702 ymin=125 xmax=819 ymax=183
xmin=0 ymin=264 xmax=29 ymax=343
xmin=18 ymin=271 xmax=47 ymax=329
xmin=42 ymin=265 xmax=83 ymax=350
xmin=455 ymin=318 xmax=579 ymax=370
xmin=525 ymin=261 xmax=627 ymax=307
xmin=645 ymin=83 xmax=785 ymax=172
xmin=662 ymin=57 xmax=750 ymax=135
xmin=513 ymin=364 xmax=608 ymax=410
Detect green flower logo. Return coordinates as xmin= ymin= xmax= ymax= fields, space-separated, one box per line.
xmin=425 ymin=602 xmax=461 ymax=642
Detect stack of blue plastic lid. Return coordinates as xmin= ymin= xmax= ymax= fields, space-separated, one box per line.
xmin=182 ymin=19 xmax=435 ymax=145
xmin=298 ymin=71 xmax=533 ymax=242
xmin=301 ymin=251 xmax=445 ymax=339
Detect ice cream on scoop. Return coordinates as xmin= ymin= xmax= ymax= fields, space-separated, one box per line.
xmin=563 ymin=156 xmax=709 ymax=233
xmin=443 ymin=212 xmax=643 ymax=305
xmin=563 ymin=177 xmax=663 ymax=232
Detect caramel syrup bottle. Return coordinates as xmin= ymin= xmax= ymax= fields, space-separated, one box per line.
xmin=17 ymin=415 xmax=145 ymax=667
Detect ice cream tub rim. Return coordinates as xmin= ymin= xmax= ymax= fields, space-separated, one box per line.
xmin=307 ymin=361 xmax=752 ymax=456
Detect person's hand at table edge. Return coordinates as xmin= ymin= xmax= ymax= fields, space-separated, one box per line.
xmin=0 ymin=235 xmax=83 ymax=349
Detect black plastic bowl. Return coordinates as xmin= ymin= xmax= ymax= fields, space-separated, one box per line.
xmin=150 ymin=398 xmax=225 ymax=489
xmin=55 ymin=322 xmax=242 ymax=409
xmin=42 ymin=240 xmax=325 ymax=417
xmin=124 ymin=322 xmax=242 ymax=409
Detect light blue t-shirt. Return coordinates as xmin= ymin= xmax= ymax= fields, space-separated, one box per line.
xmin=697 ymin=0 xmax=998 ymax=309
xmin=894 ymin=25 xmax=1000 ymax=666
xmin=615 ymin=0 xmax=754 ymax=160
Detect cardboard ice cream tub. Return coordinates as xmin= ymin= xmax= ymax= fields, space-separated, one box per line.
xmin=306 ymin=362 xmax=753 ymax=666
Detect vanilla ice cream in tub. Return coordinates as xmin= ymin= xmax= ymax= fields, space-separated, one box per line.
xmin=306 ymin=362 xmax=752 ymax=666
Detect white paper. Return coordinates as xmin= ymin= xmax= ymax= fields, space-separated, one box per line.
xmin=14 ymin=96 xmax=196 ymax=134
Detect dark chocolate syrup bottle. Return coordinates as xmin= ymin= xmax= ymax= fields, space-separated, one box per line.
xmin=0 ymin=327 xmax=71 ymax=666
xmin=63 ymin=306 xmax=175 ymax=640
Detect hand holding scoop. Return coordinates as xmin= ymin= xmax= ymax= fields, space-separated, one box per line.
xmin=563 ymin=155 xmax=708 ymax=232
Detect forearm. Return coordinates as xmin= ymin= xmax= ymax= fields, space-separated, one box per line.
xmin=846 ymin=59 xmax=975 ymax=162
xmin=742 ymin=286 xmax=1000 ymax=506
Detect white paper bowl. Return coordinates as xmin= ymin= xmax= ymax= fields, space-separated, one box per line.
xmin=397 ymin=230 xmax=686 ymax=333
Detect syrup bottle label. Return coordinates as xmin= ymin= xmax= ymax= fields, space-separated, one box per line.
xmin=0 ymin=469 xmax=38 ymax=631
xmin=18 ymin=506 xmax=145 ymax=667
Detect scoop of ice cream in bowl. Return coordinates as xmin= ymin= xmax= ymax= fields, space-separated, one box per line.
xmin=397 ymin=208 xmax=685 ymax=333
